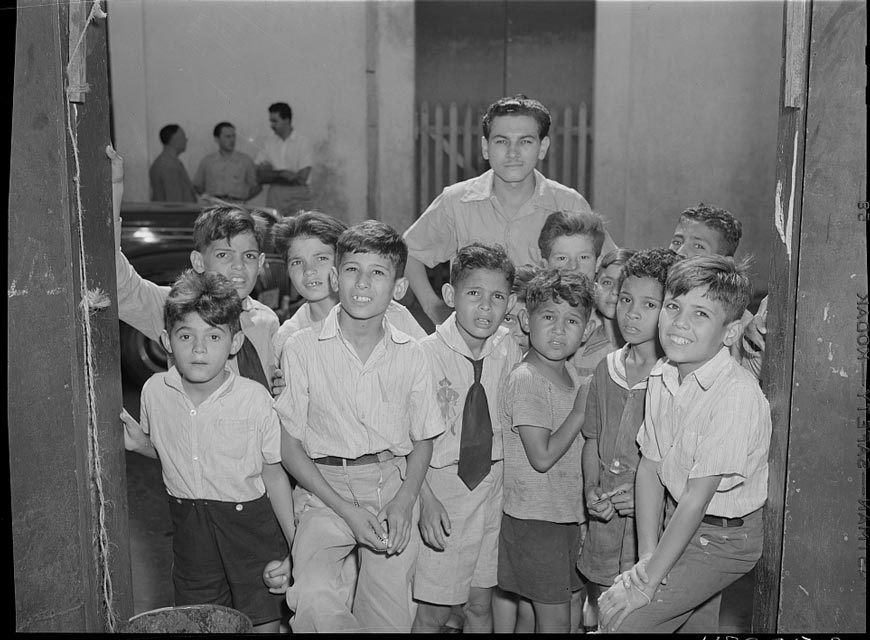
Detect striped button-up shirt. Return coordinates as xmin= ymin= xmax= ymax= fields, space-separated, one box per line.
xmin=275 ymin=305 xmax=444 ymax=459
xmin=141 ymin=367 xmax=282 ymax=502
xmin=637 ymin=348 xmax=771 ymax=518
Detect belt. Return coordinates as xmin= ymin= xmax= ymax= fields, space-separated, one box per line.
xmin=313 ymin=451 xmax=395 ymax=467
xmin=702 ymin=514 xmax=746 ymax=528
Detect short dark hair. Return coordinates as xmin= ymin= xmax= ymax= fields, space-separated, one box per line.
xmin=269 ymin=102 xmax=293 ymax=122
xmin=525 ymin=268 xmax=594 ymax=322
xmin=336 ymin=220 xmax=408 ymax=278
xmin=482 ymin=94 xmax=551 ymax=139
xmin=213 ymin=121 xmax=234 ymax=137
xmin=450 ymin=242 xmax=515 ymax=288
xmin=159 ymin=124 xmax=181 ymax=145
xmin=623 ymin=247 xmax=685 ymax=289
xmin=598 ymin=248 xmax=636 ymax=284
xmin=164 ymin=269 xmax=243 ymax=334
xmin=538 ymin=210 xmax=606 ymax=260
xmin=665 ymin=254 xmax=752 ymax=323
xmin=678 ymin=203 xmax=742 ymax=256
xmin=271 ymin=210 xmax=348 ymax=262
xmin=512 ymin=264 xmax=541 ymax=303
xmin=193 ymin=205 xmax=267 ymax=253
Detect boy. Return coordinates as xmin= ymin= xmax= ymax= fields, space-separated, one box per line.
xmin=500 ymin=263 xmax=539 ymax=353
xmin=411 ymin=243 xmax=522 ymax=633
xmin=270 ymin=210 xmax=426 ymax=360
xmin=578 ymin=248 xmax=682 ymax=627
xmin=123 ymin=270 xmax=294 ymax=632
xmin=598 ymin=255 xmax=771 ymax=633
xmin=403 ymin=95 xmax=615 ymax=326
xmin=497 ymin=269 xmax=594 ymax=632
xmin=274 ymin=220 xmax=444 ymax=632
xmin=108 ymin=146 xmax=278 ymax=389
xmin=667 ymin=201 xmax=765 ymax=377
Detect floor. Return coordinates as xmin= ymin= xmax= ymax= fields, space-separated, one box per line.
xmin=122 ymin=375 xmax=755 ymax=633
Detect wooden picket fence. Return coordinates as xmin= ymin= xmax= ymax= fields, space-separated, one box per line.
xmin=414 ymin=101 xmax=591 ymax=212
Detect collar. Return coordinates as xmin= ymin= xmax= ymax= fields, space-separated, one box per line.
xmin=460 ymin=168 xmax=550 ymax=204
xmin=651 ymin=346 xmax=734 ymax=393
xmin=434 ymin=312 xmax=511 ymax=360
xmin=240 ymin=296 xmax=253 ymax=312
xmin=606 ymin=344 xmax=649 ymax=391
xmin=317 ymin=303 xmax=412 ymax=345
xmin=164 ymin=365 xmax=237 ymax=403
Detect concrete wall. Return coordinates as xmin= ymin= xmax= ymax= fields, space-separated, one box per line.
xmin=108 ymin=0 xmax=415 ymax=229
xmin=593 ymin=0 xmax=783 ymax=289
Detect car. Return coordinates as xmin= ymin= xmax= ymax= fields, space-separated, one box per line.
xmin=118 ymin=201 xmax=300 ymax=386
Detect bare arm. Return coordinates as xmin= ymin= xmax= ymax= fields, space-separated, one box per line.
xmin=634 ymin=455 xmax=665 ymax=559
xmin=405 ymin=256 xmax=451 ymax=325
xmin=517 ymin=382 xmax=589 ymax=473
xmin=261 ymin=461 xmax=295 ymax=549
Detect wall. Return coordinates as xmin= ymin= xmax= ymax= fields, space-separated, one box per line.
xmin=108 ymin=0 xmax=415 ymax=229
xmin=593 ymin=0 xmax=783 ymax=288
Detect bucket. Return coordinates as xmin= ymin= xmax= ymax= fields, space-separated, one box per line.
xmin=120 ymin=604 xmax=253 ymax=633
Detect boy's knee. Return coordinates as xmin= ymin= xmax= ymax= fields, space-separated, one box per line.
xmin=412 ymin=602 xmax=453 ymax=632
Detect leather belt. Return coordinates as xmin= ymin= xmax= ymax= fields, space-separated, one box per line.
xmin=313 ymin=451 xmax=395 ymax=467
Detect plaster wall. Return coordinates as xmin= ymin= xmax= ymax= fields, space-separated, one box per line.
xmin=593 ymin=0 xmax=783 ymax=287
xmin=108 ymin=0 xmax=415 ymax=228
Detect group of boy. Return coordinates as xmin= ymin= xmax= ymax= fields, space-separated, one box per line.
xmin=150 ymin=101 xmax=312 ymax=216
xmin=112 ymin=92 xmax=771 ymax=634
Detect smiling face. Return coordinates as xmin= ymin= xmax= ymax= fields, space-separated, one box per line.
xmin=545 ymin=234 xmax=598 ymax=280
xmin=522 ymin=298 xmax=588 ymax=364
xmin=191 ymin=231 xmax=264 ymax=300
xmin=286 ymin=235 xmax=336 ymax=305
xmin=594 ymin=263 xmax=624 ymax=320
xmin=481 ymin=114 xmax=550 ymax=188
xmin=658 ymin=285 xmax=741 ymax=378
xmin=444 ymin=268 xmax=514 ymax=354
xmin=617 ymin=275 xmax=664 ymax=346
xmin=161 ymin=312 xmax=243 ymax=397
xmin=669 ymin=219 xmax=726 ymax=258
xmin=331 ymin=251 xmax=407 ymax=322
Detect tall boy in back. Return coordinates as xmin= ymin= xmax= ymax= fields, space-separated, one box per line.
xmin=123 ymin=270 xmax=294 ymax=632
xmin=578 ymin=248 xmax=683 ymax=628
xmin=667 ymin=201 xmax=765 ymax=377
xmin=403 ymin=95 xmax=615 ymax=326
xmin=270 ymin=210 xmax=426 ymax=361
xmin=274 ymin=220 xmax=444 ymax=632
xmin=107 ymin=146 xmax=278 ymax=389
xmin=598 ymin=255 xmax=771 ymax=633
xmin=411 ymin=243 xmax=522 ymax=633
xmin=497 ymin=269 xmax=594 ymax=632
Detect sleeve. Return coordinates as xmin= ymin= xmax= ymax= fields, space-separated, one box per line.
xmin=298 ymin=136 xmax=313 ymax=169
xmin=688 ymin=382 xmax=769 ymax=489
xmin=508 ymin=368 xmax=554 ymax=432
xmin=402 ymin=189 xmax=459 ymax=267
xmin=192 ymin=158 xmax=206 ymax=192
xmin=581 ymin=370 xmax=601 ymax=440
xmin=259 ymin=398 xmax=283 ymax=465
xmin=636 ymin=385 xmax=662 ymax=462
xmin=254 ymin=144 xmax=267 ymax=165
xmin=244 ymin=156 xmax=258 ymax=190
xmin=139 ymin=385 xmax=151 ymax=436
xmin=273 ymin=334 xmax=310 ymax=441
xmin=406 ymin=347 xmax=446 ymax=442
xmin=115 ymin=242 xmax=171 ymax=342
xmin=387 ymin=301 xmax=429 ymax=340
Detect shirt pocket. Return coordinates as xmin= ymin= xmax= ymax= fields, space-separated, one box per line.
xmin=210 ymin=419 xmax=252 ymax=462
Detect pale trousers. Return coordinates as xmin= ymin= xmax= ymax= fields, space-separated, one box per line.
xmin=286 ymin=457 xmax=421 ymax=633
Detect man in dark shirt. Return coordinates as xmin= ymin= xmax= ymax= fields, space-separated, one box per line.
xmin=149 ymin=124 xmax=197 ymax=203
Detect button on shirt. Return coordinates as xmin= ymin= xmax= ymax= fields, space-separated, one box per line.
xmin=193 ymin=151 xmax=258 ymax=201
xmin=637 ymin=347 xmax=771 ymax=518
xmin=420 ymin=314 xmax=523 ymax=468
xmin=403 ymin=169 xmax=615 ymax=269
xmin=275 ymin=305 xmax=445 ymax=459
xmin=114 ymin=244 xmax=279 ymax=380
xmin=140 ymin=367 xmax=282 ymax=502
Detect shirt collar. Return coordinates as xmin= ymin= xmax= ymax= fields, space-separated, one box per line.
xmin=606 ymin=344 xmax=648 ymax=391
xmin=164 ymin=365 xmax=237 ymax=402
xmin=318 ymin=303 xmax=412 ymax=345
xmin=435 ymin=312 xmax=511 ymax=360
xmin=652 ymin=346 xmax=734 ymax=393
xmin=460 ymin=169 xmax=548 ymax=203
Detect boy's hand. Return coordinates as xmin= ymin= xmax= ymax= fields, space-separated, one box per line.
xmin=120 ymin=409 xmax=147 ymax=451
xmin=419 ymin=492 xmax=451 ymax=550
xmin=743 ymin=295 xmax=768 ymax=354
xmin=378 ymin=493 xmax=414 ymax=556
xmin=105 ymin=144 xmax=124 ymax=184
xmin=586 ymin=486 xmax=616 ymax=522
xmin=343 ymin=504 xmax=390 ymax=552
xmin=262 ymin=556 xmax=291 ymax=594
xmin=598 ymin=578 xmax=652 ymax=632
xmin=609 ymin=483 xmax=635 ymax=517
xmin=270 ymin=368 xmax=286 ymax=397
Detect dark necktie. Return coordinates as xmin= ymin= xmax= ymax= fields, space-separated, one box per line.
xmin=457 ymin=357 xmax=493 ymax=490
xmin=237 ymin=334 xmax=270 ymax=391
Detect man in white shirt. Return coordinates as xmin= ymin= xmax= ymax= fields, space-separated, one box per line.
xmin=255 ymin=102 xmax=313 ymax=216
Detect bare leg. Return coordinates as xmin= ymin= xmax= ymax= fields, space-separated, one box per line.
xmin=515 ymin=597 xmax=536 ymax=633
xmin=532 ymin=600 xmax=571 ymax=633
xmin=464 ymin=586 xmax=493 ymax=633
xmin=492 ymin=587 xmax=518 ymax=633
xmin=412 ymin=602 xmax=453 ymax=633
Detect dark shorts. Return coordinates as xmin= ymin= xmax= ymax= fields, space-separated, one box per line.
xmin=168 ymin=494 xmax=288 ymax=625
xmin=497 ymin=514 xmax=582 ymax=604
